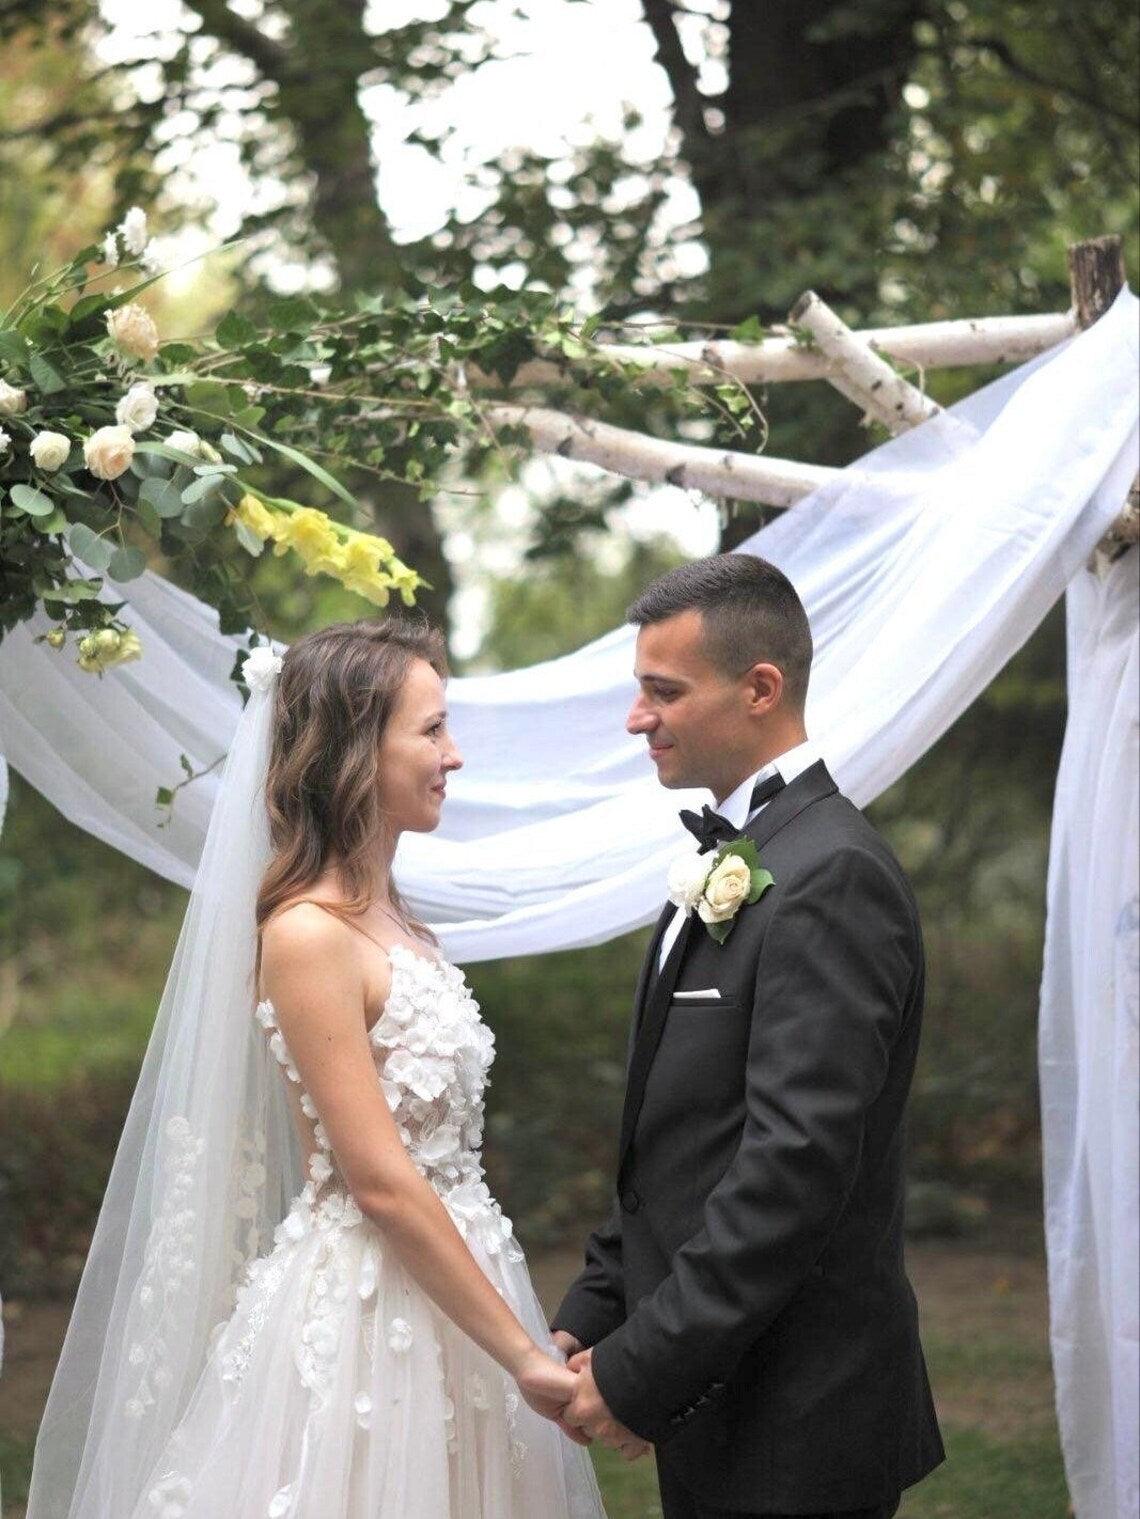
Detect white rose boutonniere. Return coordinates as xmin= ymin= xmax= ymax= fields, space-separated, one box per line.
xmin=667 ymin=837 xmax=775 ymax=944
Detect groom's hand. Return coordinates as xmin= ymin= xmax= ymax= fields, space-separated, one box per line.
xmin=564 ymin=1349 xmax=652 ymax=1462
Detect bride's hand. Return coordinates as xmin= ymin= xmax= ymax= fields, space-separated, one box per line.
xmin=514 ymin=1347 xmax=591 ymax=1445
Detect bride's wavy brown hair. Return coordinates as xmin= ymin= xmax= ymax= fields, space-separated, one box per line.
xmin=255 ymin=616 xmax=448 ymax=954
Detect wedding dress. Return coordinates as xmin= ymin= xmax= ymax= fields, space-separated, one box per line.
xmin=126 ymin=939 xmax=606 ymax=1519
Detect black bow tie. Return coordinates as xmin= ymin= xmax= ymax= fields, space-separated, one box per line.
xmin=678 ymin=772 xmax=787 ymax=853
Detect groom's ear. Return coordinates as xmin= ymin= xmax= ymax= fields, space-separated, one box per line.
xmin=742 ymin=661 xmax=784 ymax=716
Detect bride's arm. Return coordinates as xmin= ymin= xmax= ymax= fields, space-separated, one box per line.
xmin=260 ymin=907 xmax=580 ymax=1423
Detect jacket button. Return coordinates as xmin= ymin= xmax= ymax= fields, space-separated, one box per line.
xmin=621 ymin=1186 xmax=641 ymax=1213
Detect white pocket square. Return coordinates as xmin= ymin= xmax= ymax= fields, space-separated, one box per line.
xmin=673 ymin=988 xmax=721 ymax=1000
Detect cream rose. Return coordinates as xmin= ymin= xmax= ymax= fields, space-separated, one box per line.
xmin=115 ymin=381 xmax=158 ymax=433
xmin=0 ymin=379 xmax=28 ymax=415
xmin=106 ymin=302 xmax=160 ymax=362
xmin=667 ymin=851 xmax=712 ymax=912
xmin=30 ymin=430 xmax=71 ymax=471
xmin=697 ymin=853 xmax=753 ymax=924
xmin=84 ymin=424 xmax=135 ymax=480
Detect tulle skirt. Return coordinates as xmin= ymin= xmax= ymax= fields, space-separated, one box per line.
xmin=129 ymin=1186 xmax=606 ymax=1519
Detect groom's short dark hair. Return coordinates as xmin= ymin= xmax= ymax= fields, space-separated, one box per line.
xmin=626 ymin=553 xmax=813 ymax=710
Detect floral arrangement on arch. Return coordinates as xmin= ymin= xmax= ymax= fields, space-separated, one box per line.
xmin=0 ymin=208 xmax=422 ymax=678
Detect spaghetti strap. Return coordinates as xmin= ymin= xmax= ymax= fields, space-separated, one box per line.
xmin=278 ymin=899 xmax=393 ymax=957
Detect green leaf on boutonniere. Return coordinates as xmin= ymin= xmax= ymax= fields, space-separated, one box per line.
xmin=705 ymin=915 xmax=735 ymax=946
xmin=748 ymin=867 xmax=775 ymax=905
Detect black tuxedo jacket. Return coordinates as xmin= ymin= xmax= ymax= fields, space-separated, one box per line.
xmin=553 ymin=761 xmax=945 ymax=1512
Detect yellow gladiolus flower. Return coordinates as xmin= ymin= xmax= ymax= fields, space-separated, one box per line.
xmin=230 ymin=493 xmax=280 ymax=544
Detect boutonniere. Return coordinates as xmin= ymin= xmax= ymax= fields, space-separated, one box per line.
xmin=666 ymin=838 xmax=775 ymax=944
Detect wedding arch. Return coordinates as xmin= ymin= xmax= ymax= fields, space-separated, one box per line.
xmin=0 ymin=237 xmax=1136 ymax=1519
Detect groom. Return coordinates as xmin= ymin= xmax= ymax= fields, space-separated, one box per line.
xmin=552 ymin=554 xmax=945 ymax=1518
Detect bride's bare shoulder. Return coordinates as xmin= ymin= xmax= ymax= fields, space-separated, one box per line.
xmin=260 ymin=901 xmax=392 ymax=1015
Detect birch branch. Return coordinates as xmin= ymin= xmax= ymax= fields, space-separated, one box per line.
xmin=467 ymin=311 xmax=1077 ymax=393
xmin=787 ymin=290 xmax=942 ymax=432
xmin=481 ymin=403 xmax=838 ymax=507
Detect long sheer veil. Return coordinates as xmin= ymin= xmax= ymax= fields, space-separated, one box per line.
xmin=26 ymin=644 xmax=304 ymax=1518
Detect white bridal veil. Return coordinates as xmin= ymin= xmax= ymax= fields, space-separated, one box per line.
xmin=22 ymin=648 xmax=308 ymax=1517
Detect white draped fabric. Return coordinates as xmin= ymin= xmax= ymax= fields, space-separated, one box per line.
xmin=0 ymin=289 xmax=1136 ymax=968
xmin=1040 ymin=550 xmax=1140 ymax=1519
xmin=0 ymin=288 xmax=1136 ymax=1514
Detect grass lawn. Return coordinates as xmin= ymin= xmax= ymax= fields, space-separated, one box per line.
xmin=1 ymin=1239 xmax=1069 ymax=1519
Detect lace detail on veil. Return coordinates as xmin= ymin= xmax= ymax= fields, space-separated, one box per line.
xmin=124 ymin=1116 xmax=206 ymax=1421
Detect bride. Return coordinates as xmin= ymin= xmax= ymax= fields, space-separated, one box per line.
xmin=27 ymin=616 xmax=625 ymax=1518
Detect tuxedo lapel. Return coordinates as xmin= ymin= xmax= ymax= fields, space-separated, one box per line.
xmin=616 ymin=762 xmax=839 ymax=1181
xmin=744 ymin=759 xmax=838 ymax=854
xmin=618 ymin=907 xmax=694 ymax=1177
xmin=632 ymin=900 xmax=677 ymax=1037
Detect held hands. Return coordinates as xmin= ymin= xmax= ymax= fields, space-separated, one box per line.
xmin=515 ymin=1339 xmax=651 ymax=1462
xmin=562 ymin=1348 xmax=652 ymax=1462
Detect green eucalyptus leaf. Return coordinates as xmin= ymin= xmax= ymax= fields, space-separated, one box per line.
xmin=135 ymin=497 xmax=162 ymax=537
xmin=108 ymin=545 xmax=147 ymax=582
xmin=139 ymin=476 xmax=185 ymax=517
xmin=182 ymin=494 xmax=230 ymax=529
xmin=42 ymin=578 xmax=102 ymax=603
xmin=66 ymin=521 xmax=115 ymax=571
xmin=31 ymin=508 xmax=69 ymax=535
xmin=9 ymin=484 xmax=55 ymax=517
xmin=219 ymin=432 xmax=255 ymax=464
xmin=180 ymin=473 xmax=223 ymax=505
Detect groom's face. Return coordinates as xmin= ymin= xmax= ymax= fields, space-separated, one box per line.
xmin=629 ymin=609 xmax=775 ymax=797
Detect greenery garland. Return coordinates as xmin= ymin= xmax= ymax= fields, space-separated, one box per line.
xmin=0 ymin=209 xmax=765 ymax=681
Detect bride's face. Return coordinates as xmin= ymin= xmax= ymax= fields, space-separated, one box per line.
xmin=376 ymin=658 xmax=463 ymax=833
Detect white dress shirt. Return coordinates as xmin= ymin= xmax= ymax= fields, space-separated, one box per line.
xmin=657 ymin=739 xmax=822 ymax=970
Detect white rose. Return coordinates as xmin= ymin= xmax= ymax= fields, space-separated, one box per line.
xmin=115 ymin=381 xmax=158 ymax=434
xmin=0 ymin=428 xmax=10 ymax=455
xmin=84 ymin=424 xmax=135 ymax=480
xmin=0 ymin=379 xmax=28 ymax=415
xmin=697 ymin=853 xmax=752 ymax=924
xmin=30 ymin=430 xmax=71 ymax=471
xmin=106 ymin=302 xmax=159 ymax=362
xmin=666 ymin=851 xmax=712 ymax=912
xmin=118 ymin=206 xmax=148 ymax=256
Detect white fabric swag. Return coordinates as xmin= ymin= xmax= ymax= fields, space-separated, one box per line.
xmin=1039 ymin=550 xmax=1139 ymax=1519
xmin=0 ymin=287 xmax=1136 ymax=1518
xmin=0 ymin=289 xmax=1136 ymax=965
